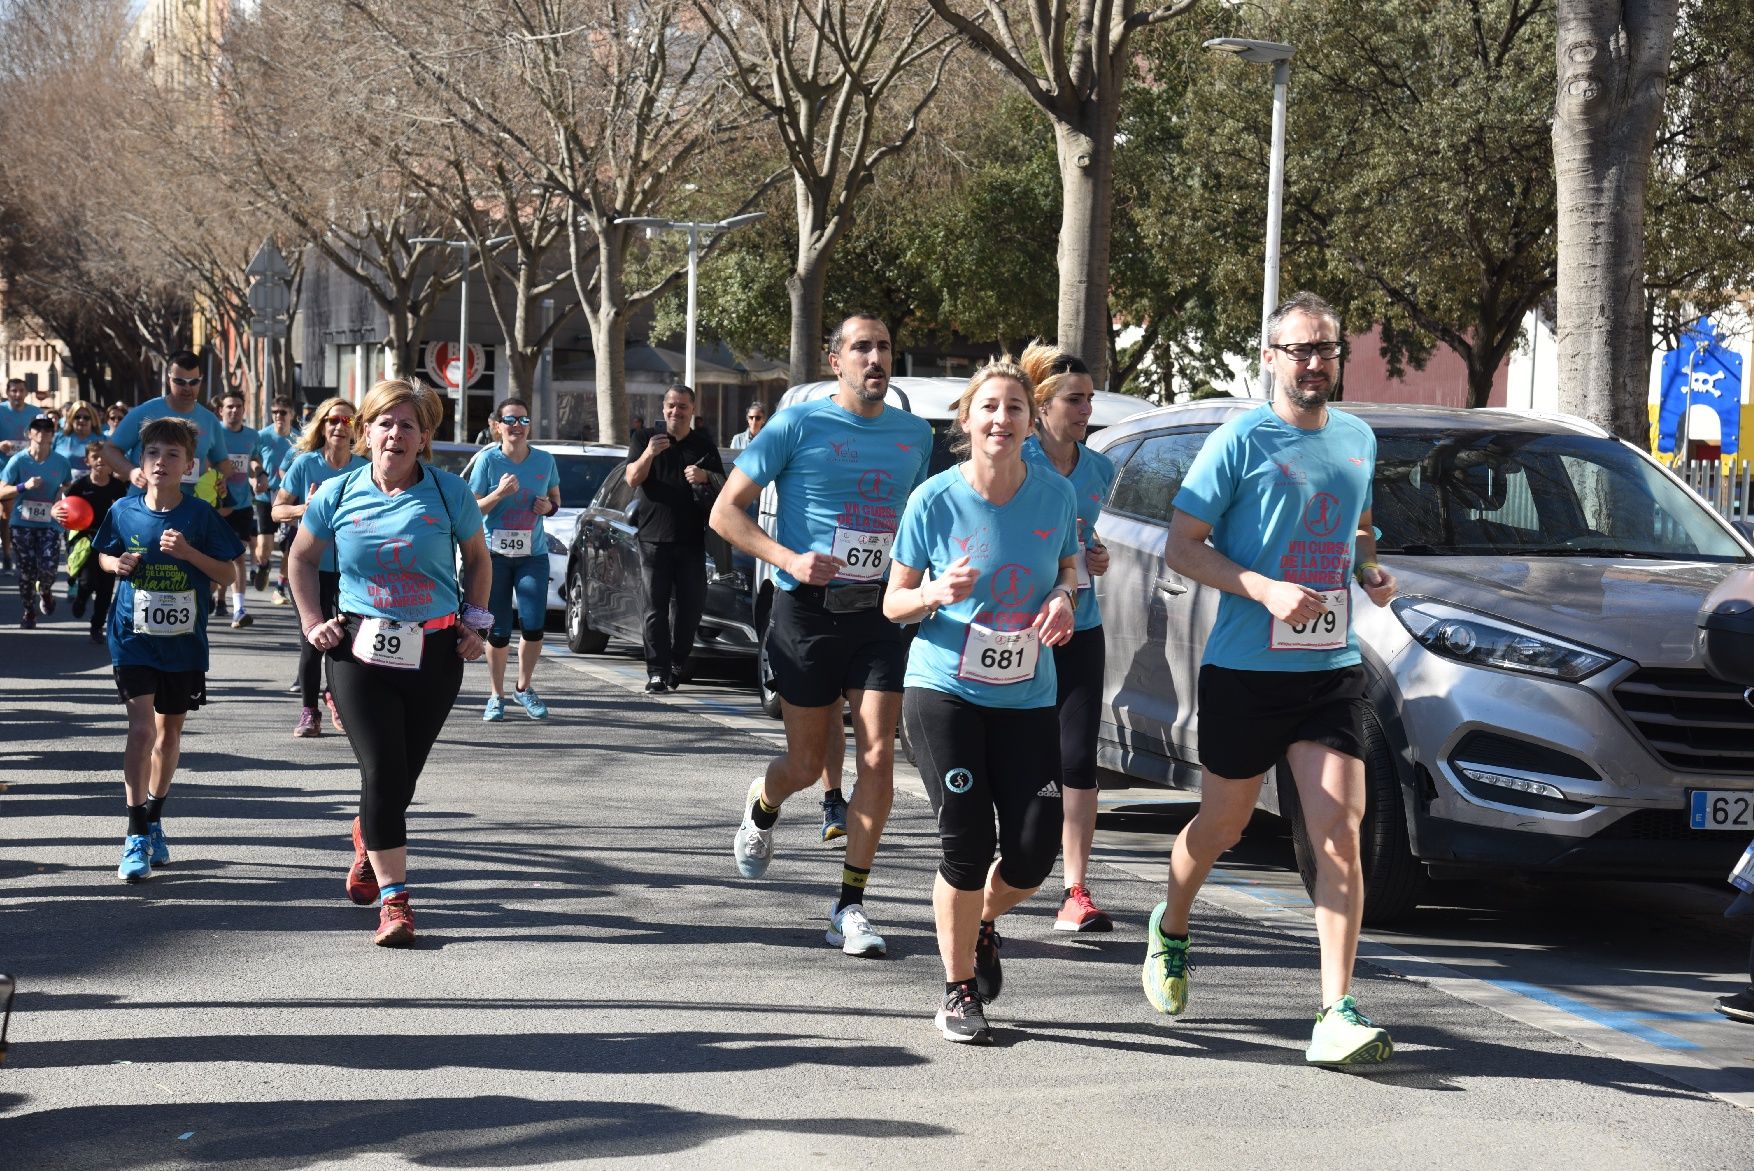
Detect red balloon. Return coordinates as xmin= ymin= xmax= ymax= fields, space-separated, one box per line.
xmin=53 ymin=495 xmax=94 ymax=531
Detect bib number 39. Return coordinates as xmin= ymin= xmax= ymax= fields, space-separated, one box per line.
xmin=1269 ymin=588 xmax=1350 ymax=651
xmin=957 ymin=623 xmax=1041 ymax=685
xmin=132 ymin=589 xmax=197 ymax=637
xmin=831 ymin=528 xmax=894 ymax=583
xmin=352 ymin=618 xmax=423 ymax=670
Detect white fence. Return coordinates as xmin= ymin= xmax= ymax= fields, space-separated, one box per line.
xmin=1673 ymin=459 xmax=1753 ymax=525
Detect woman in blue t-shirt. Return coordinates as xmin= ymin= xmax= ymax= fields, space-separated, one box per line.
xmin=1019 ymin=342 xmax=1119 ymax=935
xmin=56 ymin=400 xmax=103 ymax=476
xmin=272 ymin=396 xmax=365 ymax=739
xmin=289 ymin=379 xmax=489 ymax=949
xmin=1 ymin=415 xmax=75 ymax=627
xmin=467 ymin=397 xmax=561 ymax=722
xmin=884 ymin=357 xmax=1080 ymax=1045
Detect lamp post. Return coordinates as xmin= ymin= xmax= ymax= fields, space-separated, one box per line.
xmin=613 ymin=212 xmax=767 ymax=391
xmin=410 ymin=235 xmax=511 ymax=440
xmin=1204 ymin=38 xmax=1294 ymax=398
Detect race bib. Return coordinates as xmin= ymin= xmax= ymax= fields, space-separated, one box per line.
xmin=181 ymin=458 xmax=203 ymax=485
xmin=132 ymin=589 xmax=197 ymax=637
xmin=228 ymin=454 xmax=250 ymax=474
xmin=352 ymin=617 xmax=423 ymax=670
xmin=957 ymin=622 xmax=1041 ymax=686
xmin=832 ymin=527 xmax=894 ymax=583
xmin=17 ymin=499 xmax=51 ymax=525
xmin=1269 ymin=588 xmax=1350 ymax=651
xmin=489 ymin=528 xmax=533 ymax=557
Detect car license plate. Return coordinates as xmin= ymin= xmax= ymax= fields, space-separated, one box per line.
xmin=1689 ymin=790 xmax=1754 ymax=830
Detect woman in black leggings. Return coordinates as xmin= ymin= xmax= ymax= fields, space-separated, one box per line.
xmin=289 ymin=379 xmax=489 ymax=948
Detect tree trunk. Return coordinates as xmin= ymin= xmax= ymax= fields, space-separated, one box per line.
xmin=1552 ymin=1 xmax=1678 ymax=444
xmin=591 ymin=231 xmax=629 ymax=445
xmin=788 ymin=238 xmax=832 ymax=385
xmin=1054 ymin=109 xmax=1118 ymax=388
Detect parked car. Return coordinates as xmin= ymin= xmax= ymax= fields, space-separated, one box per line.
xmin=746 ymin=376 xmax=1148 ymax=715
xmin=1091 ymin=399 xmax=1754 ymax=922
xmin=562 ymin=449 xmax=757 ymax=670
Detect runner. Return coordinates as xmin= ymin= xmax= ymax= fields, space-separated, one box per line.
xmin=0 ymin=378 xmax=36 ymax=574
xmin=884 ymin=356 xmax=1079 ymax=1044
xmin=91 ymin=416 xmax=244 ymax=881
xmin=103 ymin=352 xmax=231 ymax=497
xmin=1143 ymin=291 xmax=1398 ymax=1066
xmin=710 ymin=313 xmax=932 ymax=958
xmin=290 ymin=378 xmax=489 ymax=948
xmin=55 ymin=401 xmax=102 ymax=476
xmin=273 ymin=397 xmax=365 ymax=738
xmin=467 ymin=397 xmax=560 ymax=721
xmin=215 ymin=388 xmax=264 ymax=629
xmin=1018 ymin=343 xmax=1117 ymax=932
xmin=60 ymin=442 xmax=126 ymax=642
xmin=1 ymin=416 xmax=76 ymax=627
xmin=102 ymin=403 xmax=127 ymax=440
xmin=255 ymin=397 xmax=298 ymax=596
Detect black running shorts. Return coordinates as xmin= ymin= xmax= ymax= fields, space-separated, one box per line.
xmin=766 ymin=585 xmax=905 ymax=708
xmin=222 ymin=505 xmax=257 ymax=542
xmin=1195 ymin=663 xmax=1367 ymax=780
xmin=113 ymin=666 xmax=208 ymax=716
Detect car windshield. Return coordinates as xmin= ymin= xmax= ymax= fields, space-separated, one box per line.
xmin=552 ymin=452 xmax=617 ymax=507
xmin=1372 ymin=429 xmax=1750 ymax=562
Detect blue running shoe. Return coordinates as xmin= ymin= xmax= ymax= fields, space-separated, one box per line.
xmin=513 ymin=687 xmax=549 ymax=720
xmin=483 ymin=695 xmax=506 ymax=722
xmin=147 ymin=821 xmax=170 ymax=866
xmin=118 ymin=835 xmax=152 ymax=883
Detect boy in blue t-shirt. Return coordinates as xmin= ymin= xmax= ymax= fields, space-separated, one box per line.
xmin=93 ymin=416 xmax=245 ymax=883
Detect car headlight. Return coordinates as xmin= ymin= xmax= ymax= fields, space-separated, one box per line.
xmin=545 ymin=534 xmax=567 ymax=555
xmin=1391 ymin=597 xmax=1617 ymax=681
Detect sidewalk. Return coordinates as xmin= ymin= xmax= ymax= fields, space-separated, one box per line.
xmin=3 ymin=591 xmax=1753 ymax=1169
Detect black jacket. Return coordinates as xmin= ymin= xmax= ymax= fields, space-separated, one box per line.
xmin=628 ymin=425 xmax=723 ymax=545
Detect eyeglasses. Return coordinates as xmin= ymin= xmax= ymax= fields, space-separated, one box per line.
xmin=1268 ymin=341 xmax=1343 ymax=362
xmin=169 ymin=376 xmax=203 ymax=387
xmin=497 ymin=416 xmax=531 ymax=426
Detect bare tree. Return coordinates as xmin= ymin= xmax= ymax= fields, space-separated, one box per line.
xmin=925 ymin=0 xmax=1196 ymax=386
xmin=1553 ymin=0 xmax=1680 ymax=441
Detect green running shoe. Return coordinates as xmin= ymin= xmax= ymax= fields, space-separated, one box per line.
xmin=1305 ymin=995 xmax=1393 ymax=1065
xmin=1141 ymin=901 xmax=1190 ymax=1016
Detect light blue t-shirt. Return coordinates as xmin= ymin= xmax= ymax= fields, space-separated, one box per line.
xmin=735 ymin=397 xmax=932 ymax=590
xmin=94 ymin=493 xmax=244 ymax=670
xmin=107 ymin=398 xmax=230 ymax=493
xmin=281 ymin=451 xmax=369 ymax=572
xmin=0 ymin=402 xmax=38 ymax=445
xmin=1172 ymin=404 xmax=1376 ymax=673
xmin=2 ymin=450 xmax=74 ymax=527
xmin=258 ymin=427 xmax=295 ymax=502
xmin=54 ymin=431 xmax=96 ymax=477
xmin=467 ymin=444 xmax=559 ymax=553
xmin=217 ymin=424 xmax=264 ymax=508
xmin=892 ymin=465 xmax=1078 ymax=710
xmin=301 ymin=463 xmax=484 ymax=622
xmin=1022 ymin=435 xmax=1117 ymax=632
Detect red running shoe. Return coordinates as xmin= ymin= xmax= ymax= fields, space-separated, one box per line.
xmin=345 ymin=817 xmax=378 ymax=906
xmin=374 ymin=893 xmax=415 ymax=948
xmin=323 ymin=690 xmax=346 ymax=735
xmin=1054 ymin=884 xmax=1115 ymax=933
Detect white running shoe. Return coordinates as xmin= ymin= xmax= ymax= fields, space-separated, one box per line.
xmin=733 ymin=778 xmax=775 ymax=879
xmin=826 ymin=901 xmax=886 ymax=957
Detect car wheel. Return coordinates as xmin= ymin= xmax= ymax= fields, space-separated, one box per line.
xmin=1282 ymin=706 xmax=1425 ymax=925
xmin=756 ymin=617 xmax=782 ymax=719
xmin=565 ymin=562 xmax=609 ymax=655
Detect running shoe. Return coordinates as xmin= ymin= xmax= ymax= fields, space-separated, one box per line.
xmin=935 ymin=983 xmax=992 ymax=1045
xmin=345 ymin=816 xmax=379 ymax=906
xmin=231 ymin=611 xmax=253 ymax=629
xmin=20 ymin=611 xmax=34 ymax=630
xmin=374 ymin=892 xmax=415 ymax=947
xmin=667 ymin=670 xmax=682 ymax=692
xmin=1054 ymin=884 xmax=1114 ymax=933
xmin=118 ymin=835 xmax=152 ymax=883
xmin=1142 ymin=901 xmax=1190 ymax=1016
xmin=294 ymin=707 xmax=319 ymax=738
xmin=483 ymin=694 xmax=506 ymax=722
xmin=89 ymin=631 xmax=104 ymax=645
xmin=1716 ymin=988 xmax=1754 ymax=1024
xmin=733 ymin=778 xmax=775 ymax=879
xmin=271 ymin=587 xmax=289 ymax=605
xmin=322 ymin=690 xmax=346 ymax=735
xmin=252 ymin=565 xmax=269 ymax=592
xmin=513 ymin=687 xmax=549 ymax=720
xmin=1305 ymin=995 xmax=1393 ymax=1065
xmin=41 ymin=591 xmax=54 ymax=617
xmin=820 ymin=790 xmax=848 ymax=847
xmin=827 ymin=901 xmax=886 ymax=957
xmin=645 ymin=674 xmax=668 ymax=694
xmin=975 ymin=920 xmax=1003 ymax=1003
xmin=147 ymin=821 xmax=170 ymax=866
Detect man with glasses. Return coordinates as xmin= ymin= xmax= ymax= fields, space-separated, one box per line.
xmin=214 ymin=388 xmax=265 ymax=628
xmin=102 ymin=352 xmax=231 ymax=500
xmin=730 ymin=402 xmax=767 ymax=450
xmin=0 ymin=378 xmax=39 ymax=574
xmin=255 ymin=397 xmax=298 ymax=599
xmin=1141 ymin=291 xmax=1399 ymax=1066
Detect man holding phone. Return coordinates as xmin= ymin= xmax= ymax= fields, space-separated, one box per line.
xmin=624 ymin=383 xmax=724 ymax=693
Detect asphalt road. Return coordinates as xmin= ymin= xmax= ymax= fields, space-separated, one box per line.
xmin=5 ymin=588 xmax=1754 ymax=1169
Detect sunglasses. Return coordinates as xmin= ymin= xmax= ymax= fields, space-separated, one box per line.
xmin=271 ymin=410 xmax=290 ymax=417
xmin=324 ymin=415 xmax=355 ymax=426
xmin=497 ymin=416 xmax=531 ymax=426
xmin=169 ymin=376 xmax=203 ymax=387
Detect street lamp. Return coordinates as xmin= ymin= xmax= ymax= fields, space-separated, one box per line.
xmin=614 ymin=212 xmax=767 ymax=391
xmin=1205 ymin=37 xmax=1294 ymax=398
xmin=409 ymin=235 xmax=511 ymax=440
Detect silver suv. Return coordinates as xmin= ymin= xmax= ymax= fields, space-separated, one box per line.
xmin=1092 ymin=400 xmax=1754 ymax=921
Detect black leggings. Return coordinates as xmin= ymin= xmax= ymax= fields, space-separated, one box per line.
xmin=297 ymin=571 xmax=341 ymax=707
xmin=903 ymin=686 xmax=1064 ymax=892
xmin=1052 ymin=624 xmax=1105 ymax=791
xmin=327 ymin=627 xmax=464 ymax=851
